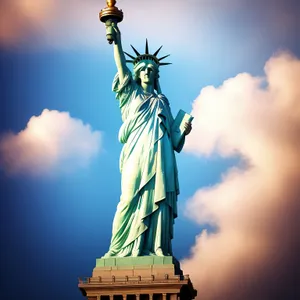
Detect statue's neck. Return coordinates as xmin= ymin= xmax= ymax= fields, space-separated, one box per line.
xmin=141 ymin=82 xmax=154 ymax=94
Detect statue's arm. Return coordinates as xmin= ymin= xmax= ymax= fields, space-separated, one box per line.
xmin=111 ymin=23 xmax=127 ymax=83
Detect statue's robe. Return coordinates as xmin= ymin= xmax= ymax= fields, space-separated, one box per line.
xmin=104 ymin=69 xmax=184 ymax=257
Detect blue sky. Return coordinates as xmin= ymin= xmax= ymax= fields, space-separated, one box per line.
xmin=1 ymin=1 xmax=300 ymax=299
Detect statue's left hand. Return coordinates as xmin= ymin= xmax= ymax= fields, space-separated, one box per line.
xmin=184 ymin=122 xmax=192 ymax=135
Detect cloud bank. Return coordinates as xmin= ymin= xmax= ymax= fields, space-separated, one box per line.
xmin=182 ymin=52 xmax=300 ymax=299
xmin=1 ymin=0 xmax=297 ymax=54
xmin=0 ymin=109 xmax=101 ymax=176
xmin=0 ymin=0 xmax=190 ymax=49
xmin=0 ymin=0 xmax=101 ymax=49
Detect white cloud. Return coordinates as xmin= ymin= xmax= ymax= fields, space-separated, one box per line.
xmin=0 ymin=109 xmax=101 ymax=176
xmin=0 ymin=0 xmax=102 ymax=49
xmin=181 ymin=52 xmax=300 ymax=299
xmin=0 ymin=0 xmax=215 ymax=50
xmin=1 ymin=0 xmax=297 ymax=55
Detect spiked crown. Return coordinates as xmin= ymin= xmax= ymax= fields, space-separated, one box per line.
xmin=124 ymin=39 xmax=171 ymax=67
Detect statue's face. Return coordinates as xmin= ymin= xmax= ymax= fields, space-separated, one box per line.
xmin=138 ymin=62 xmax=157 ymax=85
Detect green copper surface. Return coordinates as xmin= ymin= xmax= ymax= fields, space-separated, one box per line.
xmin=102 ymin=22 xmax=191 ymax=258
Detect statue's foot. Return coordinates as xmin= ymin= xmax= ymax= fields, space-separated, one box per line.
xmin=142 ymin=249 xmax=151 ymax=256
xmin=131 ymin=251 xmax=139 ymax=257
xmin=155 ymin=248 xmax=164 ymax=256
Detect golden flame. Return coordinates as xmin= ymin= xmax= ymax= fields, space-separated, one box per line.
xmin=106 ymin=0 xmax=116 ymax=8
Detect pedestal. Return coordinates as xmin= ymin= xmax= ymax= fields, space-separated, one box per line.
xmin=78 ymin=256 xmax=197 ymax=300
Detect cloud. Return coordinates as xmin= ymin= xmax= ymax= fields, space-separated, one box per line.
xmin=1 ymin=0 xmax=298 ymax=56
xmin=0 ymin=0 xmax=54 ymax=46
xmin=0 ymin=0 xmax=190 ymax=50
xmin=0 ymin=0 xmax=102 ymax=49
xmin=181 ymin=52 xmax=300 ymax=299
xmin=0 ymin=109 xmax=101 ymax=176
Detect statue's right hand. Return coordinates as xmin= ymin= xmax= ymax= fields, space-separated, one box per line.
xmin=111 ymin=22 xmax=121 ymax=44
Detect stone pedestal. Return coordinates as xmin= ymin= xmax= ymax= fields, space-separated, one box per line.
xmin=78 ymin=256 xmax=197 ymax=300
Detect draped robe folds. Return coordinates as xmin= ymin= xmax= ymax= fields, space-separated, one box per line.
xmin=104 ymin=68 xmax=185 ymax=257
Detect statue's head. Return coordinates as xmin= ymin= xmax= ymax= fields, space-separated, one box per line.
xmin=133 ymin=60 xmax=159 ymax=86
xmin=124 ymin=39 xmax=171 ymax=88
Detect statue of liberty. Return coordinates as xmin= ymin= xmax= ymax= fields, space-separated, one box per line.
xmin=103 ymin=22 xmax=192 ymax=258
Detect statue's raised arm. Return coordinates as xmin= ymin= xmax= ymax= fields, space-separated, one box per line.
xmin=109 ymin=23 xmax=127 ymax=83
xmin=99 ymin=0 xmax=126 ymax=81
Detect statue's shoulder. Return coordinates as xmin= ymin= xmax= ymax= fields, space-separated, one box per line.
xmin=158 ymin=93 xmax=170 ymax=105
xmin=113 ymin=68 xmax=138 ymax=95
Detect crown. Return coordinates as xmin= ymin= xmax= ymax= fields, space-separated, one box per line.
xmin=124 ymin=39 xmax=171 ymax=67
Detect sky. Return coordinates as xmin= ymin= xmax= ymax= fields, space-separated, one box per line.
xmin=0 ymin=1 xmax=299 ymax=299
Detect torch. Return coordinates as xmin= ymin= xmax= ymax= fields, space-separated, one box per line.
xmin=99 ymin=0 xmax=124 ymax=44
